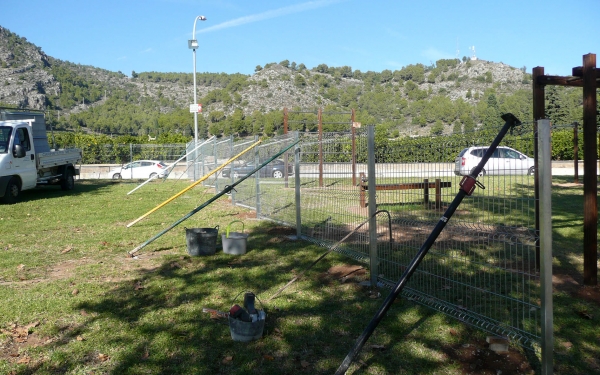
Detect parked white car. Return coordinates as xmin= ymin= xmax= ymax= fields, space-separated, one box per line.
xmin=454 ymin=146 xmax=535 ymax=176
xmin=111 ymin=160 xmax=168 ymax=180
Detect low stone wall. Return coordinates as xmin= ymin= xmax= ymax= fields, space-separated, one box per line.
xmin=79 ymin=164 xmax=190 ymax=180
xmin=78 ymin=161 xmax=595 ymax=180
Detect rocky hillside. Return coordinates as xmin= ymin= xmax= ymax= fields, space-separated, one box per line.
xmin=0 ymin=25 xmax=535 ymax=136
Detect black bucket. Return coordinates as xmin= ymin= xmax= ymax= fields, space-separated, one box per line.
xmin=185 ymin=226 xmax=219 ymax=256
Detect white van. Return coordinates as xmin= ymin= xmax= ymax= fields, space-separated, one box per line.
xmin=454 ymin=146 xmax=535 ymax=176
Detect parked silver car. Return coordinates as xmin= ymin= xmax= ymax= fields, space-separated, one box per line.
xmin=111 ymin=160 xmax=168 ymax=180
xmin=454 ymin=146 xmax=535 ymax=176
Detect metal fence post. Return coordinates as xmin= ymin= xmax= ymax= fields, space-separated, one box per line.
xmin=230 ymin=136 xmax=236 ymax=205
xmin=538 ymin=119 xmax=553 ymax=375
xmin=367 ymin=125 xmax=378 ymax=288
xmin=255 ymin=135 xmax=261 ymax=218
xmin=295 ymin=132 xmax=301 ymax=238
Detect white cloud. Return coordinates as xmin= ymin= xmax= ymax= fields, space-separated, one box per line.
xmin=197 ymin=0 xmax=345 ymax=34
xmin=384 ymin=28 xmax=406 ymax=40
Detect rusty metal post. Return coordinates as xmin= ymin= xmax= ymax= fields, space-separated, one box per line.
xmin=318 ymin=108 xmax=323 ymax=187
xmin=573 ymin=122 xmax=579 ymax=184
xmin=582 ymin=53 xmax=598 ymax=286
xmin=351 ymin=108 xmax=357 ymax=186
xmin=283 ymin=107 xmax=289 ymax=188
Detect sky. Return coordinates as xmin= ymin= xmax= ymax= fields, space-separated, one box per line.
xmin=1 ymin=0 xmax=598 ymax=77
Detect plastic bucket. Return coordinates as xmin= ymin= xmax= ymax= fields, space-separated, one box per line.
xmin=222 ymin=220 xmax=248 ymax=255
xmin=185 ymin=226 xmax=219 ymax=256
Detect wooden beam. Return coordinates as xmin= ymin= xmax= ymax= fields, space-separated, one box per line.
xmin=532 ymin=67 xmax=545 ymax=269
xmin=572 ymin=66 xmax=600 ymax=79
xmin=582 ymin=53 xmax=598 ymax=286
xmin=536 ymin=75 xmax=585 ymax=87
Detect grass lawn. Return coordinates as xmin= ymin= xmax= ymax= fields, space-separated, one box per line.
xmin=0 ymin=178 xmax=598 ymax=374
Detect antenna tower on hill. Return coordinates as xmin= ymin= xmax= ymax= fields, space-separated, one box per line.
xmin=456 ymin=37 xmax=460 ymax=60
xmin=470 ymin=46 xmax=477 ymax=61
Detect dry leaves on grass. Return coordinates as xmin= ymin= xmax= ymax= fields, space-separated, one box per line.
xmin=222 ymin=355 xmax=234 ymax=364
xmin=1 ymin=321 xmax=40 ymax=343
xmin=98 ymin=353 xmax=109 ymax=362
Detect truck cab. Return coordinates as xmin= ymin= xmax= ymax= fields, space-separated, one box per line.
xmin=0 ymin=122 xmax=38 ymax=191
xmin=0 ymin=108 xmax=82 ymax=204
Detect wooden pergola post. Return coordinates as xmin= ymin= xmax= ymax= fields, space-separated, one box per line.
xmin=533 ymin=53 xmax=598 ymax=286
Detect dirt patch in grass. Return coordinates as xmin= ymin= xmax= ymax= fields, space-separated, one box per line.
xmin=443 ymin=337 xmax=534 ymax=375
xmin=318 ymin=265 xmax=367 ymax=285
xmin=553 ymin=272 xmax=600 ymax=307
xmin=0 ymin=322 xmax=51 ymax=365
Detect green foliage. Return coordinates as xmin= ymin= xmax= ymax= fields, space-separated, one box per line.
xmin=294 ymin=74 xmax=307 ymax=88
xmin=395 ymin=64 xmax=426 ymax=83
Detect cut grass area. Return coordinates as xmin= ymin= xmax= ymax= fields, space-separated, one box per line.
xmin=0 ymin=178 xmax=598 ymax=374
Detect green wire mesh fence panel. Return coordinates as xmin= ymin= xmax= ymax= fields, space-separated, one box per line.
xmin=373 ymin=122 xmax=539 ymax=346
xmin=229 ymin=134 xmax=298 ymax=219
xmin=296 ymin=130 xmax=371 ymax=261
xmin=226 ymin=122 xmax=540 ymax=347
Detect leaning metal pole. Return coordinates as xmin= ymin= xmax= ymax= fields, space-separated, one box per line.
xmin=335 ymin=113 xmax=522 ymax=374
xmin=129 ymin=138 xmax=299 ymax=256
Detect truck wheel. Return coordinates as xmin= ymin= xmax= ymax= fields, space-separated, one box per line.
xmin=61 ymin=169 xmax=75 ymax=191
xmin=1 ymin=177 xmax=20 ymax=204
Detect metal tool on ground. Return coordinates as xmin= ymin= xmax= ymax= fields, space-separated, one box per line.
xmin=202 ymin=307 xmax=229 ymax=319
xmin=128 ymin=139 xmax=299 ymax=256
xmin=126 ymin=140 xmax=261 ymax=228
xmin=335 ymin=113 xmax=522 ymax=375
xmin=266 ymin=210 xmax=392 ymax=302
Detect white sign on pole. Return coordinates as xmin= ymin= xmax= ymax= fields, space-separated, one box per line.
xmin=189 ymin=104 xmax=203 ymax=113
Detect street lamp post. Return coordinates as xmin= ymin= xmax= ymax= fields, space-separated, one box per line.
xmin=189 ymin=15 xmax=206 ymax=180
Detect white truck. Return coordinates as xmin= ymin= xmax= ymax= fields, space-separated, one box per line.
xmin=0 ymin=108 xmax=82 ymax=204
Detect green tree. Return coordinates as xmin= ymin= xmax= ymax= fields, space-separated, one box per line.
xmin=294 ymin=74 xmax=307 ymax=88
xmin=430 ymin=120 xmax=444 ymax=135
xmin=452 ymin=119 xmax=462 ymax=134
xmin=481 ymin=93 xmax=499 ymax=129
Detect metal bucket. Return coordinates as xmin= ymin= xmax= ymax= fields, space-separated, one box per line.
xmin=228 ymin=314 xmax=265 ymax=342
xmin=222 ymin=220 xmax=248 ymax=255
xmin=228 ymin=292 xmax=266 ymax=342
xmin=185 ymin=226 xmax=219 ymax=256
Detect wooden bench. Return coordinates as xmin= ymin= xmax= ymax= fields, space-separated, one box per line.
xmin=358 ymin=172 xmax=451 ymax=209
